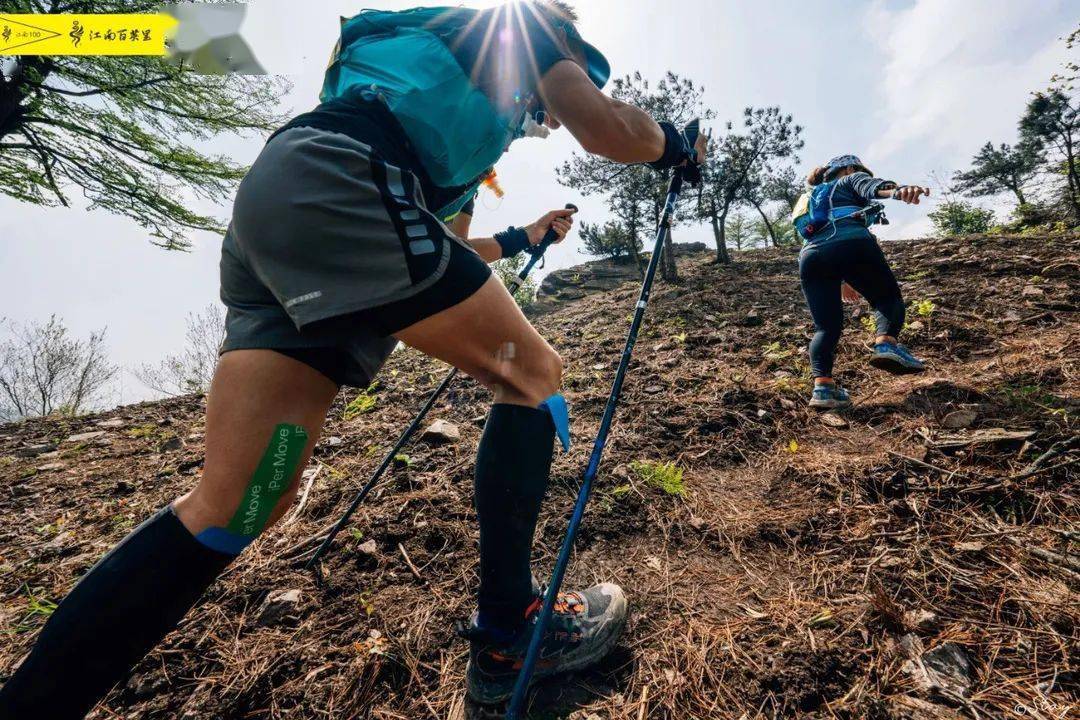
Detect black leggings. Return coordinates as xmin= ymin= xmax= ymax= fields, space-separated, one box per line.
xmin=799 ymin=234 xmax=905 ymax=378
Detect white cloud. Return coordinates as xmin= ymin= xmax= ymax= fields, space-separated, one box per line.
xmin=865 ymin=0 xmax=1069 ymax=165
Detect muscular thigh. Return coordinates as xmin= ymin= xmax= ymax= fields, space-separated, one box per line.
xmin=394 ymin=275 xmax=560 ymax=407
xmin=174 ymin=350 xmax=339 ymax=535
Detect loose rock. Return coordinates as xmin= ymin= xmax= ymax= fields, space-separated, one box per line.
xmin=422 ymin=420 xmax=460 ymax=444
xmin=258 ymin=589 xmax=302 ymax=625
xmin=941 ymin=409 xmax=977 ymax=429
xmin=15 ymin=443 xmax=57 ymax=457
xmin=64 ymin=431 xmax=106 ymax=444
xmin=159 ymin=436 xmax=183 ymax=452
xmin=820 ymin=413 xmax=849 ymax=429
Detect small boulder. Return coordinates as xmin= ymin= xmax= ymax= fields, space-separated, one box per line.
xmin=941 ymin=409 xmax=977 ymax=429
xmin=95 ymin=419 xmax=126 ymax=429
xmin=820 ymin=413 xmax=849 ymax=429
xmin=740 ymin=309 xmax=763 ymax=327
xmin=901 ymin=636 xmax=975 ymax=698
xmin=356 ymin=539 xmax=378 ymax=557
xmin=422 ymin=420 xmax=460 ymax=444
xmin=258 ymin=589 xmax=302 ymax=625
xmin=63 ymin=431 xmax=106 ymax=444
xmin=322 ymin=436 xmax=343 ymax=447
xmin=36 ymin=462 xmax=66 ymax=473
xmin=15 ymin=443 xmax=57 ymax=458
xmin=159 ymin=436 xmax=183 ymax=452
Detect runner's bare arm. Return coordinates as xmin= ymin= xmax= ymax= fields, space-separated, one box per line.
xmin=449 ymin=209 xmax=502 ymax=263
xmin=538 ymin=60 xmax=665 ymax=164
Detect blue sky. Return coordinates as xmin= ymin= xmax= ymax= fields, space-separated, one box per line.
xmin=0 ymin=0 xmax=1074 ymax=405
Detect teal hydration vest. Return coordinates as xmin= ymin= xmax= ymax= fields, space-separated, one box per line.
xmin=321 ymin=7 xmax=533 ymax=217
xmin=792 ymin=181 xmax=887 ymax=244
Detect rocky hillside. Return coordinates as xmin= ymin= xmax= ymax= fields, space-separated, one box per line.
xmin=529 ymin=242 xmax=710 ymax=316
xmin=1 ymin=233 xmax=1077 ymax=719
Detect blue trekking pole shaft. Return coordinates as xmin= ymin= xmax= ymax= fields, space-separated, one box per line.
xmin=306 ymin=204 xmax=576 ymax=573
xmin=506 ymin=173 xmax=685 ymax=719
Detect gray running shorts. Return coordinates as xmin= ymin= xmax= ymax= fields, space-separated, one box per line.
xmin=219 ymin=126 xmax=491 ymax=387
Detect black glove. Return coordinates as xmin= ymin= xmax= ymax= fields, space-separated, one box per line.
xmin=648 ymin=120 xmax=702 ymax=186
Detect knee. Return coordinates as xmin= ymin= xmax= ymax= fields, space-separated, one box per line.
xmin=488 ymin=343 xmax=563 ymax=407
xmin=522 ymin=347 xmax=563 ymax=406
xmin=540 ymin=348 xmax=563 ymax=395
xmin=813 ymin=325 xmax=842 ymax=345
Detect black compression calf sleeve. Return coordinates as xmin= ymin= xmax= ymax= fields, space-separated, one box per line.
xmin=474 ymin=403 xmax=556 ymax=630
xmin=0 ymin=506 xmax=233 ymax=720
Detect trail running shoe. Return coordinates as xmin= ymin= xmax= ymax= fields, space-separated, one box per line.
xmin=463 ymin=583 xmax=628 ymax=705
xmin=809 ymin=383 xmax=852 ymax=409
xmin=870 ymin=342 xmax=926 ymax=375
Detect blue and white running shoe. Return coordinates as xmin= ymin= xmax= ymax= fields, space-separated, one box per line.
xmin=870 ymin=342 xmax=926 ymax=375
xmin=809 ymin=383 xmax=852 ymax=409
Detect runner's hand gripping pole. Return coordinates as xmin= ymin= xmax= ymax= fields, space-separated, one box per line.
xmin=505 ymin=122 xmax=701 ymax=719
xmin=508 ymin=204 xmax=578 ymax=293
xmin=304 ymin=204 xmax=578 ymax=576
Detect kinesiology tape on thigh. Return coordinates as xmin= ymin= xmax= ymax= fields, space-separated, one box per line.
xmin=195 ymin=423 xmax=309 ymax=555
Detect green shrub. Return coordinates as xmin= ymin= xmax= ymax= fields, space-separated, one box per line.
xmin=911 ymin=299 xmax=937 ymax=317
xmin=631 ymin=460 xmax=685 ymax=496
xmin=928 ymin=201 xmax=995 ymax=236
xmin=343 ymin=385 xmax=379 ymax=420
xmin=762 ymin=341 xmax=792 ymax=361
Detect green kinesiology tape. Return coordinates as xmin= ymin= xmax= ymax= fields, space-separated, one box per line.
xmin=226 ymin=423 xmax=309 ymax=537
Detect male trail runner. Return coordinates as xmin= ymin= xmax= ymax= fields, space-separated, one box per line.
xmin=0 ymin=2 xmax=707 ymax=716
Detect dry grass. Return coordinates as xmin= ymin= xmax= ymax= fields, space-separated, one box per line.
xmin=0 ymin=233 xmax=1076 ymax=719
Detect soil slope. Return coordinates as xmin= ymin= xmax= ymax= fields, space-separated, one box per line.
xmin=1 ymin=233 xmax=1077 ymax=720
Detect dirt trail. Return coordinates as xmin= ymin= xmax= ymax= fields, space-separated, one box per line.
xmin=1 ymin=233 xmax=1077 ymax=719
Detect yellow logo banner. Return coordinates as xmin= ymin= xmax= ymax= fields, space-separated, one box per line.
xmin=0 ymin=14 xmax=177 ymax=56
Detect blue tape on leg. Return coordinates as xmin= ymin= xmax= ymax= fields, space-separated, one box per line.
xmin=195 ymin=527 xmax=254 ymax=556
xmin=540 ymin=394 xmax=571 ymax=453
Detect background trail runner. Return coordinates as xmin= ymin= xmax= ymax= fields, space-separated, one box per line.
xmin=793 ymin=154 xmax=930 ymax=409
xmin=0 ymin=2 xmax=707 ymax=718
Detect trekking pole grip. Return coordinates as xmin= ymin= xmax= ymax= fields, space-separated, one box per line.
xmin=531 ymin=203 xmax=578 ymax=256
xmin=512 ymin=203 xmax=578 ymax=291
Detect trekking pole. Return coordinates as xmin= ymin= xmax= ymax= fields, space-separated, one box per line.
xmin=305 ymin=203 xmax=578 ymax=575
xmin=505 ymin=122 xmax=701 ymax=720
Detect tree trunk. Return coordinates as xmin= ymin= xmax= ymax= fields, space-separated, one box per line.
xmin=711 ymin=199 xmax=731 ymax=264
xmin=661 ymin=226 xmax=678 ymax=281
xmin=1063 ymin=134 xmax=1080 ymax=220
xmin=627 ymin=214 xmax=645 ymax=278
xmin=751 ymin=199 xmax=777 ymax=247
xmin=1014 ymin=185 xmax=1027 ymax=206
